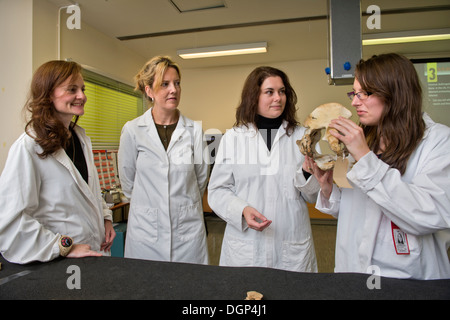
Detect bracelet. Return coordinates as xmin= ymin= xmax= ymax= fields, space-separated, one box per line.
xmin=59 ymin=236 xmax=73 ymax=257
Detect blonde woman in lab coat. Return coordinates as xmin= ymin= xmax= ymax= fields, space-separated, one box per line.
xmin=118 ymin=56 xmax=209 ymax=264
xmin=0 ymin=60 xmax=115 ymax=264
xmin=208 ymin=66 xmax=320 ymax=272
xmin=313 ymin=53 xmax=450 ymax=280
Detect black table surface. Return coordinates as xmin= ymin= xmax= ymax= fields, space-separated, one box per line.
xmin=1 ymin=255 xmax=449 ymax=301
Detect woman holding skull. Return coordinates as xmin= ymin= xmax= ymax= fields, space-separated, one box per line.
xmin=310 ymin=53 xmax=450 ymax=280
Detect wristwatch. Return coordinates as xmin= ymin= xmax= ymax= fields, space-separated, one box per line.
xmin=59 ymin=236 xmax=73 ymax=257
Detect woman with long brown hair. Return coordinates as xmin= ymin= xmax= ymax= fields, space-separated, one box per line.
xmin=208 ymin=66 xmax=320 ymax=272
xmin=0 ymin=60 xmax=115 ymax=264
xmin=312 ymin=53 xmax=450 ymax=279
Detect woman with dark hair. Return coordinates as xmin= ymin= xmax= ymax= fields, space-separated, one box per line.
xmin=208 ymin=66 xmax=320 ymax=272
xmin=0 ymin=60 xmax=115 ymax=264
xmin=314 ymin=53 xmax=450 ymax=279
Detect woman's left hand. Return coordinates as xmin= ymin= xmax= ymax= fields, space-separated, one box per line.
xmin=302 ymin=155 xmax=315 ymax=175
xmin=328 ymin=117 xmax=370 ymax=161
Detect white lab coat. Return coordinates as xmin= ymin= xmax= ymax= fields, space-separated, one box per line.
xmin=208 ymin=121 xmax=320 ymax=272
xmin=0 ymin=125 xmax=112 ymax=264
xmin=317 ymin=114 xmax=450 ymax=280
xmin=118 ymin=108 xmax=209 ymax=264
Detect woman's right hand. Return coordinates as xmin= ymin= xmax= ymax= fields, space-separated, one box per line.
xmin=242 ymin=206 xmax=272 ymax=232
xmin=67 ymin=244 xmax=103 ymax=258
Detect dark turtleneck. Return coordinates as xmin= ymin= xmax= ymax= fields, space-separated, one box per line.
xmin=65 ymin=126 xmax=88 ymax=184
xmin=256 ymin=114 xmax=283 ymax=151
xmin=256 ymin=114 xmax=311 ymax=180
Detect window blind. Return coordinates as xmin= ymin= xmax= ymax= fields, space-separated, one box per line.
xmin=78 ymin=69 xmax=145 ymax=149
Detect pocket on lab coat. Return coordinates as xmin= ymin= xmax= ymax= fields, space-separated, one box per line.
xmin=372 ymin=215 xmax=422 ymax=274
xmin=281 ymin=238 xmax=316 ymax=272
xmin=222 ymin=237 xmax=254 ymax=266
xmin=177 ymin=201 xmax=205 ymax=241
xmin=128 ymin=206 xmax=158 ymax=243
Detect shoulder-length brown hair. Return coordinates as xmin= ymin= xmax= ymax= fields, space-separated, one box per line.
xmin=235 ymin=66 xmax=299 ymax=135
xmin=355 ymin=53 xmax=425 ymax=175
xmin=24 ymin=60 xmax=82 ymax=158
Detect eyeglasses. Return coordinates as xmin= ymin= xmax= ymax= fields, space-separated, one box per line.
xmin=347 ymin=91 xmax=372 ymax=100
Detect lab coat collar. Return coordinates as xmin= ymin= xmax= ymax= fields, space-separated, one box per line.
xmin=167 ymin=112 xmax=194 ymax=153
xmin=422 ymin=112 xmax=435 ymax=140
xmin=136 ymin=108 xmax=164 ymax=154
xmin=137 ymin=107 xmax=192 ymax=128
xmin=137 ymin=108 xmax=154 ymax=127
xmin=275 ymin=120 xmax=289 ymax=142
xmin=137 ymin=107 xmax=193 ymax=154
xmin=235 ymin=120 xmax=288 ymax=144
xmin=51 ymin=125 xmax=98 ymax=208
xmin=236 ymin=119 xmax=288 ymax=132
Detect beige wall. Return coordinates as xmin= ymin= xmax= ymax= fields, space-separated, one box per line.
xmin=179 ymin=60 xmax=354 ymax=133
xmin=0 ymin=0 xmax=33 ymax=172
xmin=0 ymin=0 xmax=354 ymax=173
xmin=34 ymin=0 xmax=147 ymax=86
xmin=0 ymin=0 xmax=147 ymax=173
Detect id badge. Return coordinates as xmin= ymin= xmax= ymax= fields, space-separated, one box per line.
xmin=391 ymin=222 xmax=410 ymax=255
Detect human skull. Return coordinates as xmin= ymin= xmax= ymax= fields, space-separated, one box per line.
xmin=296 ymin=102 xmax=352 ymax=170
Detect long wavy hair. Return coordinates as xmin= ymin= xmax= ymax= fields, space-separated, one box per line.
xmin=24 ymin=60 xmax=82 ymax=158
xmin=355 ymin=53 xmax=425 ymax=175
xmin=235 ymin=66 xmax=299 ymax=135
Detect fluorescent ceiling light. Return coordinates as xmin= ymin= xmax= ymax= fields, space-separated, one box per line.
xmin=177 ymin=42 xmax=267 ymax=59
xmin=363 ymin=28 xmax=450 ymax=46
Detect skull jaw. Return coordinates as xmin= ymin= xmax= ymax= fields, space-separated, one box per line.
xmin=296 ymin=128 xmax=347 ymax=171
xmin=313 ymin=154 xmax=336 ymax=171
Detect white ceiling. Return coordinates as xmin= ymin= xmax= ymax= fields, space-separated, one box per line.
xmin=48 ymin=0 xmax=450 ymax=69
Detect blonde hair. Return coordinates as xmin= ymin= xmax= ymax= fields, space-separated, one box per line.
xmin=134 ymin=56 xmax=181 ymax=102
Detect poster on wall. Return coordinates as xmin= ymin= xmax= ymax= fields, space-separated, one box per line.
xmin=413 ymin=58 xmax=450 ymax=127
